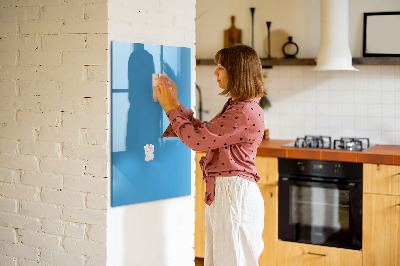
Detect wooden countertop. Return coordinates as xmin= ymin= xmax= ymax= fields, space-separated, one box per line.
xmin=256 ymin=139 xmax=400 ymax=165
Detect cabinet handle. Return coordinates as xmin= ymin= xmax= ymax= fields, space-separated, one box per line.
xmin=307 ymin=252 xmax=328 ymax=256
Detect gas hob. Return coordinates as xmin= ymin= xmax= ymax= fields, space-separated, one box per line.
xmin=282 ymin=135 xmax=374 ymax=151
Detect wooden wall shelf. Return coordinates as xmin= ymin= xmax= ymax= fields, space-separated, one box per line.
xmin=352 ymin=57 xmax=400 ymax=65
xmin=196 ymin=57 xmax=400 ymax=67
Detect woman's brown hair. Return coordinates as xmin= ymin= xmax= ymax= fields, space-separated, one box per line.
xmin=214 ymin=44 xmax=266 ymax=99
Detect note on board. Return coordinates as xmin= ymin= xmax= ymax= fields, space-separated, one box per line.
xmin=111 ymin=41 xmax=191 ymax=207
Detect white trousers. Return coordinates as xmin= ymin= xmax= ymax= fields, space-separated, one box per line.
xmin=205 ymin=176 xmax=264 ymax=266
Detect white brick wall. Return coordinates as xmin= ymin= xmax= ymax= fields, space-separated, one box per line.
xmin=0 ymin=0 xmax=108 ymax=265
xmin=1 ymin=0 xmax=198 ymax=264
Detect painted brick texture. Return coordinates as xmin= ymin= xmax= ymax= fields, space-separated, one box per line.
xmin=107 ymin=0 xmax=196 ymax=265
xmin=0 ymin=0 xmax=108 ymax=264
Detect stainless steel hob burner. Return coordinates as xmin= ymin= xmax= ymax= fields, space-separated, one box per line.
xmin=295 ymin=135 xmax=331 ymax=149
xmin=284 ymin=136 xmax=372 ymax=151
xmin=333 ymin=137 xmax=370 ymax=151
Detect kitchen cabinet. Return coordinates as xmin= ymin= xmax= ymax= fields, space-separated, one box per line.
xmin=363 ymin=163 xmax=400 ymax=196
xmin=194 ymin=154 xmax=279 ymax=265
xmin=363 ymin=163 xmax=400 ymax=266
xmin=255 ymin=156 xmax=278 ymax=186
xmin=363 ymin=193 xmax=400 ymax=266
xmin=259 ymin=184 xmax=278 ymax=266
xmin=195 ymin=156 xmax=400 ymax=265
xmin=256 ymin=157 xmax=278 ymax=266
xmin=195 ymin=152 xmax=207 ymax=258
xmin=276 ymin=241 xmax=362 ymax=266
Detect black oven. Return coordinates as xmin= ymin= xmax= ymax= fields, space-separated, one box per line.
xmin=278 ymin=158 xmax=363 ymax=250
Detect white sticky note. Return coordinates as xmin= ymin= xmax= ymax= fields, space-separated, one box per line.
xmin=152 ymin=73 xmax=167 ymax=102
xmin=144 ymin=144 xmax=154 ymax=162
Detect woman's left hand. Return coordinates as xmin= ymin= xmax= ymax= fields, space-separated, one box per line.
xmin=153 ymin=79 xmax=175 ymax=113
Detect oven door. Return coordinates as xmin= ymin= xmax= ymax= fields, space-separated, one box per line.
xmin=278 ymin=176 xmax=362 ymax=250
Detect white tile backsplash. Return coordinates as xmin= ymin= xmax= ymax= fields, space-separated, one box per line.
xmin=367 ymin=91 xmax=381 ymax=105
xmin=368 ymin=104 xmax=382 ymax=118
xmin=355 ymin=116 xmax=368 ymax=131
xmin=383 ymin=131 xmax=396 ymax=144
xmin=381 ymin=66 xmax=395 ymax=77
xmin=316 ymin=89 xmax=329 ymax=103
xmin=341 ymin=104 xmax=355 ymax=116
xmin=355 ymin=104 xmax=368 ymax=117
xmin=304 ymin=102 xmax=316 ymax=115
xmin=196 ymin=65 xmax=400 ymax=144
xmin=382 ymin=78 xmax=395 ymax=91
xmin=368 ymin=117 xmax=382 ymax=131
xmin=382 ymin=105 xmax=395 ymax=118
xmin=382 ymin=117 xmax=396 ymax=131
xmin=316 ymin=103 xmax=329 ymax=115
xmin=395 ymin=66 xmax=400 ymax=78
xmin=341 ymin=89 xmax=355 ymax=104
xmin=367 ymin=77 xmax=382 ymax=91
xmin=316 ymin=116 xmax=330 ymax=129
xmin=382 ymin=90 xmax=395 ymax=104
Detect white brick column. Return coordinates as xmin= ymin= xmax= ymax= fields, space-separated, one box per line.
xmin=1 ymin=0 xmax=197 ymax=265
xmin=0 ymin=0 xmax=108 ymax=265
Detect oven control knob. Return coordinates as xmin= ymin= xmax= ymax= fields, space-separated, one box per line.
xmin=334 ymin=164 xmax=341 ymax=174
xmin=298 ymin=161 xmax=305 ymax=171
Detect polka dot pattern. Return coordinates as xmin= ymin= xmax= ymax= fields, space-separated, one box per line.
xmin=162 ymin=97 xmax=265 ymax=206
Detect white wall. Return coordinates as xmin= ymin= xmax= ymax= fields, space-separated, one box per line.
xmin=196 ymin=0 xmax=319 ymax=59
xmin=196 ymin=0 xmax=400 ymax=58
xmin=107 ymin=1 xmax=197 ymax=266
xmin=196 ymin=0 xmax=400 ymax=145
xmin=0 ymin=0 xmax=108 ymax=265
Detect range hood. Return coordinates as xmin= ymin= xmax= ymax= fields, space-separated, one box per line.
xmin=314 ymin=0 xmax=358 ymax=71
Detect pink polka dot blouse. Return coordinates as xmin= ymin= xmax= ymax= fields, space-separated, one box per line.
xmin=162 ymin=97 xmax=265 ymax=205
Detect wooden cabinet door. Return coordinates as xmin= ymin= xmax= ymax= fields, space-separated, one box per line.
xmin=259 ymin=185 xmax=278 ymax=266
xmin=364 ymin=164 xmax=400 ymax=196
xmin=255 ymin=156 xmax=278 ymax=186
xmin=276 ymin=241 xmax=362 ymax=266
xmin=195 ymin=152 xmax=207 ymax=258
xmin=363 ymin=193 xmax=400 ymax=266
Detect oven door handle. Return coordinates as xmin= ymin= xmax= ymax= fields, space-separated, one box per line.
xmin=280 ymin=177 xmax=357 ymax=189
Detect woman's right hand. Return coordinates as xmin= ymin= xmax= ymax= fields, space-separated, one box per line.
xmin=161 ymin=76 xmax=180 ymax=108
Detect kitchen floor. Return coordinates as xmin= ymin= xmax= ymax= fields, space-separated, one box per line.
xmin=195 ymin=257 xmax=204 ymax=266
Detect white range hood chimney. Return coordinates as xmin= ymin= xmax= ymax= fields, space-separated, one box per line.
xmin=314 ymin=0 xmax=358 ymax=71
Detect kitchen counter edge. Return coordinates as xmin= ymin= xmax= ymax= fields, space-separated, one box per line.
xmin=196 ymin=140 xmax=400 ymax=165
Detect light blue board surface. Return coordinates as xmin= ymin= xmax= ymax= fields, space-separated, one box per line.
xmin=111 ymin=41 xmax=191 ymax=207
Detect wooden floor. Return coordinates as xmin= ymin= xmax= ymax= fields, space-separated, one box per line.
xmin=195 ymin=257 xmax=204 ymax=266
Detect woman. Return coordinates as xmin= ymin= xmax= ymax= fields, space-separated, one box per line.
xmin=154 ymin=44 xmax=266 ymax=266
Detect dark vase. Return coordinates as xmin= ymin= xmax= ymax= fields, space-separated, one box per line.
xmin=282 ymin=36 xmax=299 ymax=58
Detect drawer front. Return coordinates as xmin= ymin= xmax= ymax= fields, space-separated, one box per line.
xmin=364 ymin=164 xmax=400 ymax=196
xmin=277 ymin=241 xmax=362 ymax=266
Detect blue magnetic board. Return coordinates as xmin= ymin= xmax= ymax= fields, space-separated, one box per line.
xmin=111 ymin=41 xmax=191 ymax=207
